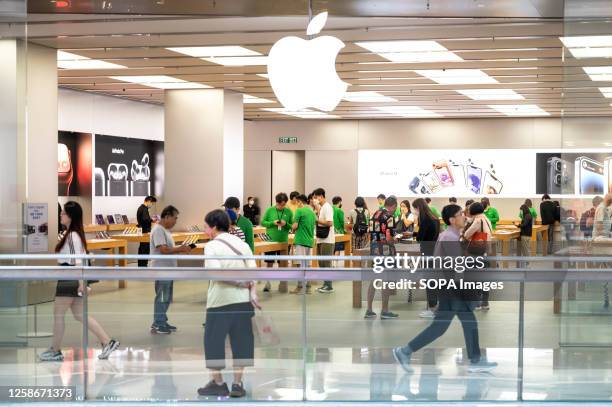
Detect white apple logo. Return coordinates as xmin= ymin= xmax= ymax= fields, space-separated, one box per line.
xmin=267 ymin=12 xmax=349 ymax=112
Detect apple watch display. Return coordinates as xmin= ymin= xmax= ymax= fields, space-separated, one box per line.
xmin=58 ymin=143 xmax=73 ymax=196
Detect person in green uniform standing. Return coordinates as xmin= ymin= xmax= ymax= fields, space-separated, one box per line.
xmin=290 ymin=194 xmax=316 ymax=294
xmin=223 ymin=197 xmax=254 ymax=253
xmin=261 ymin=192 xmax=294 ymax=292
xmin=481 ymin=197 xmax=500 ymax=230
xmin=332 ymin=196 xmax=346 ymax=260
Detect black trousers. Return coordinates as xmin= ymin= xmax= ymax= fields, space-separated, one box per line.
xmin=204 ymin=302 xmax=255 ymax=370
xmin=402 ymin=298 xmax=481 ymax=363
xmin=138 ymin=242 xmax=150 ymax=267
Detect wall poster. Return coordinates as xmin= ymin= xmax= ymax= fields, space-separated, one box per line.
xmin=58 ymin=131 xmax=92 ymax=196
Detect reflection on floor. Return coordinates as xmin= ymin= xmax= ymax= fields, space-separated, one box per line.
xmin=1 ymin=280 xmax=611 ymax=401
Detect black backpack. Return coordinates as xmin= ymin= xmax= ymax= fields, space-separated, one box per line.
xmin=354 ymin=209 xmax=368 ymax=236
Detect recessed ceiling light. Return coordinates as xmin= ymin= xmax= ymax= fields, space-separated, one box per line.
xmin=599 ymin=87 xmax=612 ymax=97
xmin=243 ymin=94 xmax=273 ymax=104
xmin=560 ymin=36 xmax=612 ymax=48
xmin=373 ymin=106 xmax=441 ymax=117
xmin=355 ymin=40 xmax=463 ymax=63
xmin=262 ymin=108 xmax=338 ymax=119
xmin=488 ymin=104 xmax=549 ymax=116
xmin=58 ymin=50 xmax=126 ymax=69
xmin=457 ymin=89 xmax=524 ymax=100
xmin=583 ymin=66 xmax=612 ymax=81
xmin=415 ymin=69 xmax=498 ymax=85
xmin=343 ymin=91 xmax=397 ymax=102
xmin=202 ymin=56 xmax=268 ymax=66
xmin=166 ymin=46 xmax=260 ymax=57
xmin=568 ymin=48 xmax=612 ymax=58
xmin=110 ymin=75 xmax=210 ymax=89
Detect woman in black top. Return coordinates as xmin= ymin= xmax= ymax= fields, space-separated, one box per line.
xmin=412 ymin=198 xmax=440 ymax=317
xmin=243 ymin=196 xmax=260 ymax=225
xmin=517 ymin=204 xmax=533 ymax=268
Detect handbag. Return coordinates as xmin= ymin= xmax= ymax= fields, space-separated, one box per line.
xmin=466 ymin=219 xmax=489 ymax=256
xmin=252 ymin=311 xmax=280 ymax=347
xmin=316 ymin=224 xmax=330 ymax=239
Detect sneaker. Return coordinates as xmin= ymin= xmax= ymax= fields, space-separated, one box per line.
xmin=164 ymin=323 xmax=178 ymax=332
xmin=392 ymin=347 xmax=413 ymax=373
xmin=151 ymin=325 xmax=171 ymax=335
xmin=474 ymin=305 xmax=482 ymax=311
xmin=381 ymin=311 xmax=399 ymax=320
xmin=98 ymin=339 xmax=120 ymax=360
xmin=229 ymin=382 xmax=246 ymax=398
xmin=289 ymin=287 xmax=303 ymax=294
xmin=419 ymin=309 xmax=435 ymax=318
xmin=317 ymin=286 xmax=334 ymax=294
xmin=468 ymin=359 xmax=498 ymax=373
xmin=364 ymin=310 xmax=377 ymax=319
xmin=480 ymin=305 xmax=490 ymax=311
xmin=39 ymin=348 xmax=64 ymax=362
xmin=197 ymin=380 xmax=230 ymax=397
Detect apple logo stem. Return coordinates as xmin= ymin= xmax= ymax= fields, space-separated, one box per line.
xmin=267 ymin=11 xmax=349 ymax=112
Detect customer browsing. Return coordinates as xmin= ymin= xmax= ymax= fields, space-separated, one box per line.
xmin=313 ymin=188 xmax=336 ymax=293
xmin=150 ymin=205 xmax=191 ymax=335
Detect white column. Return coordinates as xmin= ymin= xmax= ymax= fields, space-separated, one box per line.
xmin=164 ymin=89 xmax=244 ymax=229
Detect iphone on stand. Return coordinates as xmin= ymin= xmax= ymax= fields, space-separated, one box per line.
xmin=450 ymin=162 xmax=466 ymax=188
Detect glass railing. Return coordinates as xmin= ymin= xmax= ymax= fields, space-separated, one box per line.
xmin=0 ymin=251 xmax=611 ymax=402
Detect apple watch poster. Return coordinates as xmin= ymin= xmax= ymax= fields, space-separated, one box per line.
xmin=58 ymin=131 xmax=92 ymax=197
xmin=94 ymin=134 xmax=164 ymax=197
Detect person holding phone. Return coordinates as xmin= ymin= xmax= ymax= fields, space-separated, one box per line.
xmin=150 ymin=205 xmax=191 ymax=335
xmin=395 ymin=199 xmax=415 ymax=238
xmin=39 ymin=201 xmax=119 ymax=362
xmin=198 ymin=209 xmax=260 ymax=398
xmin=261 ymin=193 xmax=294 ymax=292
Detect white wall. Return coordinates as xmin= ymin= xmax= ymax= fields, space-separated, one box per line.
xmin=58 ymin=88 xmax=164 ymax=223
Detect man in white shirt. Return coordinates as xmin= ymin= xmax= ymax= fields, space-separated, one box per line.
xmin=198 ymin=209 xmax=260 ymax=399
xmin=312 ymin=188 xmax=335 ymax=293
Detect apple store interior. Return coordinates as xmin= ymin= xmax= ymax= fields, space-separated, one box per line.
xmin=3 ymin=0 xmax=612 ymax=404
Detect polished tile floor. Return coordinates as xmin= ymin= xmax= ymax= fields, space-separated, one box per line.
xmin=1 ymin=279 xmax=612 ymax=402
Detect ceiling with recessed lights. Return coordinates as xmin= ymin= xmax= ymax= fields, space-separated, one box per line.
xmin=7 ymin=0 xmax=612 ymax=119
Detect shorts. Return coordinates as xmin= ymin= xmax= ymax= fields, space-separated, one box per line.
xmin=55 ymin=263 xmax=85 ymax=298
xmin=334 ymin=242 xmax=345 ymax=253
xmin=204 ymin=302 xmax=255 ymax=369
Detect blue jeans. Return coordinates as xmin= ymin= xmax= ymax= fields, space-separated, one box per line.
xmin=401 ymin=298 xmax=481 ymax=363
xmin=153 ymin=280 xmax=173 ymax=326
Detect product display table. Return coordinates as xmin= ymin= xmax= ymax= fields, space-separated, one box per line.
xmin=85 ymin=224 xmax=137 ymax=233
xmin=253 ymin=226 xmax=266 ymax=235
xmin=112 ymin=232 xmax=209 ymax=244
xmin=86 ymin=238 xmax=128 ymax=289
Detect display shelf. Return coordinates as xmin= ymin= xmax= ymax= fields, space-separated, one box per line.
xmin=85 ymin=224 xmax=107 ymax=233
xmin=107 ymin=223 xmax=137 ymax=232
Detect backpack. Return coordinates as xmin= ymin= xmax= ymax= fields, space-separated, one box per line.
xmin=354 ymin=209 xmax=368 ymax=236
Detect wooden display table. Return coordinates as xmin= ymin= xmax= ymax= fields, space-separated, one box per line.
xmin=253 ymin=226 xmax=266 ymax=235
xmin=112 ymin=232 xmax=209 ymax=244
xmin=85 ymin=224 xmax=137 ymax=233
xmin=86 ymin=238 xmax=128 ymax=289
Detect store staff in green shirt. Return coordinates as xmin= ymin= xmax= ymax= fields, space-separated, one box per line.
xmin=261 ymin=192 xmax=294 ymax=292
xmin=481 ymin=197 xmax=500 ymax=229
xmin=425 ymin=197 xmax=441 ymax=219
xmin=290 ymin=194 xmax=316 ymax=294
xmin=332 ymin=196 xmax=346 ymax=256
xmin=223 ymin=196 xmax=254 ymax=252
xmin=519 ymin=198 xmax=538 ymax=222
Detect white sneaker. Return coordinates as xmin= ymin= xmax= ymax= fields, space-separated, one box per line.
xmin=419 ymin=309 xmax=435 ymax=318
xmin=39 ymin=348 xmax=64 ymax=362
xmin=98 ymin=339 xmax=120 ymax=360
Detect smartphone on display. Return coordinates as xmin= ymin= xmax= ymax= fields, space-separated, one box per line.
xmin=574 ymin=156 xmax=604 ymax=195
xmin=409 ymin=176 xmax=431 ymax=195
xmin=95 ymin=214 xmax=105 ymax=225
xmin=605 ymin=157 xmax=612 ymax=193
xmin=547 ymin=157 xmax=574 ymax=195
xmin=483 ymin=171 xmax=503 ymax=194
xmin=466 ymin=165 xmax=483 ymax=194
xmin=450 ymin=162 xmax=466 ymax=188
xmin=421 ymin=171 xmax=442 ymax=193
xmin=122 ymin=215 xmax=130 ymax=224
xmin=433 ymin=161 xmax=454 ymax=187
xmin=107 ymin=215 xmax=115 ymax=224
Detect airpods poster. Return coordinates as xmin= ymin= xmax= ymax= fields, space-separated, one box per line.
xmin=94 ymin=134 xmax=164 ymax=197
xmin=358 ymin=149 xmax=536 ymax=198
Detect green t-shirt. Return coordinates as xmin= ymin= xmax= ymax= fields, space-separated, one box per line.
xmin=484 ymin=206 xmax=500 ymax=229
xmin=394 ymin=207 xmax=401 ymax=219
xmin=333 ymin=205 xmax=345 ymax=235
xmin=236 ymin=215 xmax=254 ymax=252
xmin=294 ymin=206 xmax=316 ymax=248
xmin=261 ymin=206 xmax=294 ymax=243
xmin=519 ymin=207 xmax=538 ymax=221
xmin=429 ymin=205 xmax=441 ymax=219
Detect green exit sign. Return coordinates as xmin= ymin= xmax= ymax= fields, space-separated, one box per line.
xmin=279 ymin=137 xmax=298 ymax=144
